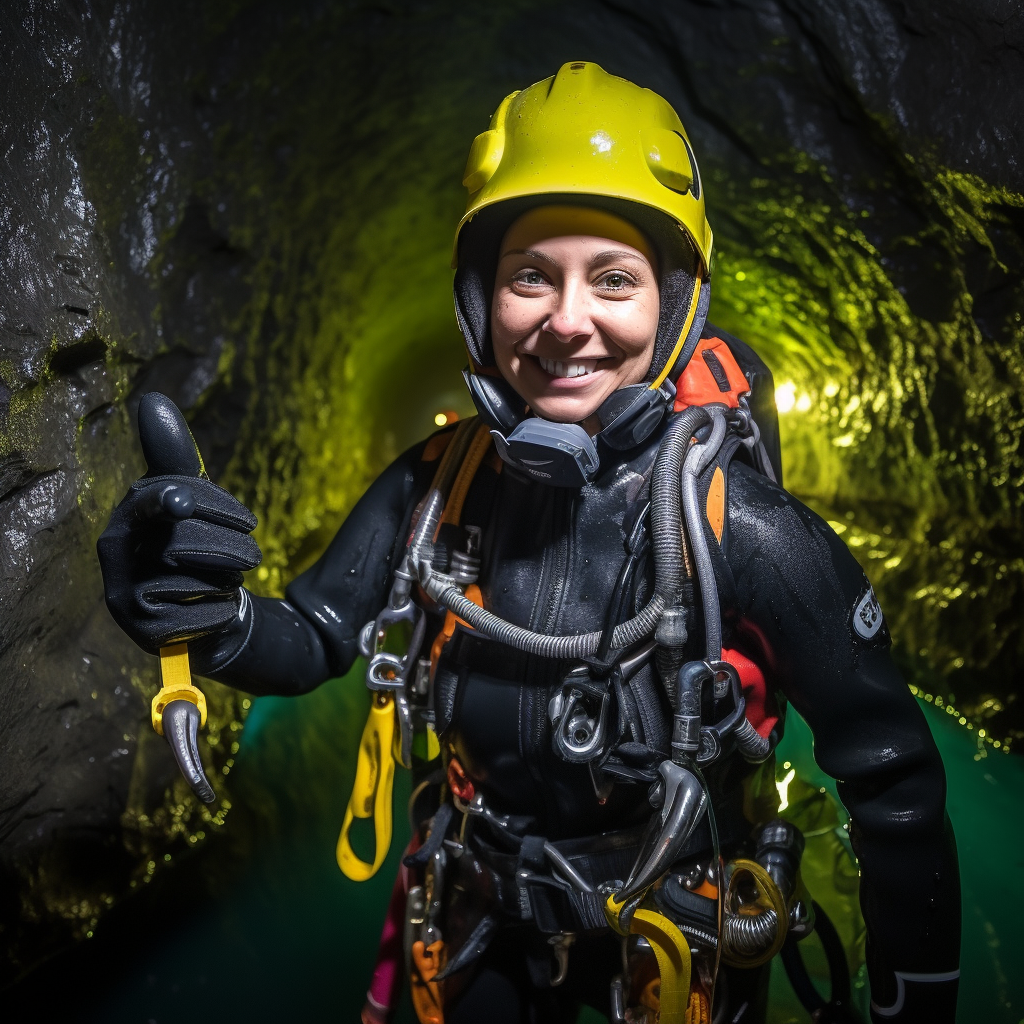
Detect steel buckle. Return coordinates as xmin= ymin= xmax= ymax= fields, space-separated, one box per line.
xmin=548 ymin=668 xmax=610 ymax=764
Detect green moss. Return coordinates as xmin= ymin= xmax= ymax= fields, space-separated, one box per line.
xmin=708 ymin=157 xmax=1024 ymax=750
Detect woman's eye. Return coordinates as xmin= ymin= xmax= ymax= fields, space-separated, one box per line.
xmin=514 ymin=270 xmax=546 ymax=287
xmin=600 ymin=272 xmax=633 ymax=290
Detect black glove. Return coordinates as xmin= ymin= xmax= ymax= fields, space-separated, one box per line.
xmin=97 ymin=393 xmax=262 ymax=659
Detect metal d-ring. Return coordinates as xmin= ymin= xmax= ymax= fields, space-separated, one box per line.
xmin=552 ymin=685 xmax=610 ymax=763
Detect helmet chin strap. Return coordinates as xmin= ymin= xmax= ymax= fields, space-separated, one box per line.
xmin=462 ymin=277 xmax=706 ymax=488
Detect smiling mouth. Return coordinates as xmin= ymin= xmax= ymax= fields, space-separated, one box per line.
xmin=536 ymin=356 xmax=602 ymax=379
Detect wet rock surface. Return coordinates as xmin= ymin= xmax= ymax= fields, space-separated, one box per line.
xmin=1 ymin=0 xmax=1021 ymax=987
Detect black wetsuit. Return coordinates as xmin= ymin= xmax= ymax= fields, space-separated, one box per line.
xmin=193 ymin=399 xmax=961 ymax=1024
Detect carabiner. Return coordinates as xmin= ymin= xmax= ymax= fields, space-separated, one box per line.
xmin=548 ymin=666 xmax=611 ymax=764
xmin=696 ymin=660 xmax=746 ymax=766
xmin=552 ymin=687 xmax=610 ymax=762
xmin=362 ymin=600 xmax=427 ymax=692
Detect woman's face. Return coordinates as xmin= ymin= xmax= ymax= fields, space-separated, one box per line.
xmin=490 ymin=207 xmax=660 ymax=430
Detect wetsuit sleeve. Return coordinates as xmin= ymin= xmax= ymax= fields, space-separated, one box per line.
xmin=723 ymin=461 xmax=960 ymax=1024
xmin=193 ymin=442 xmax=426 ymax=696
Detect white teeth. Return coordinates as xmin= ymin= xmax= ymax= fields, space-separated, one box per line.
xmin=539 ymin=357 xmax=598 ymax=378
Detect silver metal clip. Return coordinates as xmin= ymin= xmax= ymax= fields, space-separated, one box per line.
xmin=548 ymin=668 xmax=610 ymax=764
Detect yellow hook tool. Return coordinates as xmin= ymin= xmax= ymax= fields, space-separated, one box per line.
xmin=131 ymin=392 xmax=248 ymax=806
xmin=337 ymin=691 xmax=397 ymax=881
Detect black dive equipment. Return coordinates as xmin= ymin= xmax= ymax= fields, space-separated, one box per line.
xmin=462 ymin=369 xmax=678 ymax=487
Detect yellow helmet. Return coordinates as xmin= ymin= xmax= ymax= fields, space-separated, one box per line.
xmin=453 ymin=63 xmax=715 ymax=476
xmin=455 ymin=61 xmax=712 ymax=274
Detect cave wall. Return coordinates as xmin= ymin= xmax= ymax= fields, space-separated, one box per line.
xmin=1 ymin=0 xmax=1022 ymax=984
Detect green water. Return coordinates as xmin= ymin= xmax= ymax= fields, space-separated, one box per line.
xmin=70 ymin=674 xmax=1021 ymax=1024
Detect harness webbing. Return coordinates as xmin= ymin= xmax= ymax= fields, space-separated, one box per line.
xmin=441 ymin=421 xmax=492 ymax=527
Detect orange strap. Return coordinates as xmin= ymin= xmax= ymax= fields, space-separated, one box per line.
xmin=410 ymin=939 xmax=446 ymax=1024
xmin=441 ymin=422 xmax=492 ymax=526
xmin=430 ymin=584 xmax=483 ymax=678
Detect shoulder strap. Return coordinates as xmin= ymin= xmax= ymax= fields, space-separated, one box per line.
xmin=673 ymin=331 xmax=783 ymax=486
xmin=441 ymin=420 xmax=493 ymax=526
xmin=673 ymin=335 xmax=751 ymax=411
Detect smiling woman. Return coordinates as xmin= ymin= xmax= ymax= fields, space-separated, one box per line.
xmin=3 ymin=0 xmax=1023 ymax=1019
xmin=87 ymin=59 xmax=962 ymax=1024
xmin=491 ymin=206 xmax=661 ymax=430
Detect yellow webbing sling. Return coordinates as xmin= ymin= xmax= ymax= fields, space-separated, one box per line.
xmin=336 ymin=418 xmax=491 ymax=881
xmin=605 ymin=894 xmax=698 ymax=1023
xmin=336 ymin=691 xmax=399 ymax=881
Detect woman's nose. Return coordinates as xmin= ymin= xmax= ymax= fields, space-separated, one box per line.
xmin=543 ymin=281 xmax=593 ymax=343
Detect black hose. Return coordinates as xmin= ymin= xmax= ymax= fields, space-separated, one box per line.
xmin=650 ymin=406 xmax=710 ymax=609
xmin=780 ymin=901 xmax=852 ymax=1017
xmin=650 ymin=406 xmax=710 ymax=703
xmin=813 ymin=900 xmax=851 ymax=1006
xmin=671 ymin=660 xmax=710 ymax=762
xmin=780 ymin=934 xmax=826 ymax=1014
xmin=595 ymin=527 xmax=649 ymax=664
xmin=681 ymin=409 xmax=727 ymax=662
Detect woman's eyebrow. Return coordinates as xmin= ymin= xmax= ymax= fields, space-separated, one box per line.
xmin=500 ymin=247 xmax=651 ymax=266
xmin=500 ymin=247 xmax=557 ymax=263
xmin=591 ymin=249 xmax=650 ymax=265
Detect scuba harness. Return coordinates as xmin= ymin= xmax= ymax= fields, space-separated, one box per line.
xmin=339 ymin=332 xmax=837 ymax=1023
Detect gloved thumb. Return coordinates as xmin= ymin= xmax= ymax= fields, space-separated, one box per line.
xmin=139 ymin=393 xmax=205 ymax=478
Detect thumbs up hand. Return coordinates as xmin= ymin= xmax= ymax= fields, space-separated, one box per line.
xmin=97 ymin=393 xmax=262 ymax=658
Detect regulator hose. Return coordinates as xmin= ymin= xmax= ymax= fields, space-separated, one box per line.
xmin=427 ymin=580 xmax=663 ymax=661
xmin=650 ymin=406 xmax=712 ymax=610
xmin=681 ymin=409 xmax=728 ymax=662
xmin=424 ymin=407 xmax=713 ymax=661
xmin=720 ymin=857 xmax=789 ymax=968
xmin=652 ymin=406 xmax=712 ymax=705
xmin=779 ymin=901 xmax=852 ymax=1019
xmin=732 ymin=716 xmax=772 ymax=762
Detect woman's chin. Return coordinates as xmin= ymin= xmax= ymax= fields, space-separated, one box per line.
xmin=528 ymin=393 xmax=606 ymax=426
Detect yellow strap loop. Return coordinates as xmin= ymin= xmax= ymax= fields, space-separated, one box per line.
xmin=336 ymin=692 xmax=396 ymax=881
xmin=630 ymin=908 xmax=693 ymax=1024
xmin=338 ymin=419 xmax=488 ymax=883
xmin=605 ymin=894 xmax=694 ymax=1022
xmin=153 ymin=643 xmax=207 ymax=735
